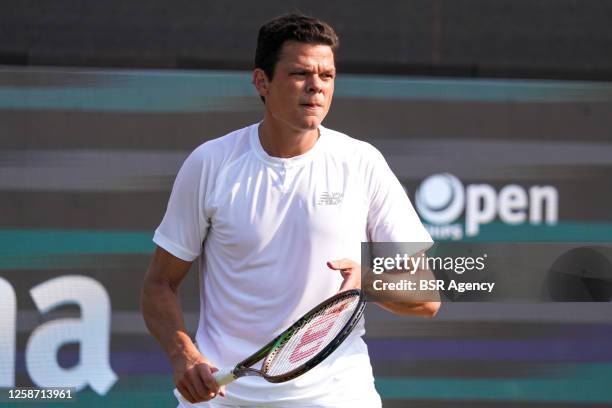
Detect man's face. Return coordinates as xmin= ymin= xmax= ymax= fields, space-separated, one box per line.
xmin=255 ymin=41 xmax=336 ymax=131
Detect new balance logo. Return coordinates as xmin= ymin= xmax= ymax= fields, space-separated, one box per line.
xmin=318 ymin=192 xmax=344 ymax=206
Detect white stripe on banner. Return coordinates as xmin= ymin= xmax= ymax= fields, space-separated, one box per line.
xmin=2 ymin=140 xmax=612 ymax=191
xmin=0 ymin=149 xmax=187 ymax=192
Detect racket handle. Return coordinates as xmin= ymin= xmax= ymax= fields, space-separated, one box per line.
xmin=213 ymin=367 xmax=237 ymax=386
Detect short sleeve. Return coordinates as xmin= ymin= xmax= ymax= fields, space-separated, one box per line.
xmin=153 ymin=147 xmax=209 ymax=261
xmin=366 ymin=148 xmax=433 ymax=248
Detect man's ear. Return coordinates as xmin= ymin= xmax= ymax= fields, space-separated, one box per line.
xmin=252 ymin=68 xmax=270 ymax=98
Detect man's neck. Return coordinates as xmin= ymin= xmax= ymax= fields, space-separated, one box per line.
xmin=258 ymin=116 xmax=319 ymax=158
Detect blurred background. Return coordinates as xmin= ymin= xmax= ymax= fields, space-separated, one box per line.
xmin=1 ymin=1 xmax=611 ymax=407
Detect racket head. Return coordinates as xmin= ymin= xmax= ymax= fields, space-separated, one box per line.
xmin=259 ymin=289 xmax=365 ymax=383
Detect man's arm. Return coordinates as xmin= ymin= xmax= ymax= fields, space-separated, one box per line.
xmin=140 ymin=246 xmax=224 ymax=403
xmin=327 ymin=258 xmax=440 ymax=318
xmin=373 ymin=266 xmax=441 ymax=317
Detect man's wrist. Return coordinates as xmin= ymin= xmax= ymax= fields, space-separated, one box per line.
xmin=168 ymin=332 xmax=199 ymax=364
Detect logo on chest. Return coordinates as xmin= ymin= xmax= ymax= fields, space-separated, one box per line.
xmin=317 ymin=192 xmax=344 ymax=206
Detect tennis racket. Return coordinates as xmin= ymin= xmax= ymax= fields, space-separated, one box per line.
xmin=212 ymin=288 xmax=365 ymax=386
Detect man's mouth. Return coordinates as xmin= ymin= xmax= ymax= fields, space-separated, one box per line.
xmin=301 ymin=102 xmax=322 ymax=108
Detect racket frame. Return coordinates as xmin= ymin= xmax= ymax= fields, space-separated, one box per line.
xmin=223 ymin=289 xmax=365 ymax=384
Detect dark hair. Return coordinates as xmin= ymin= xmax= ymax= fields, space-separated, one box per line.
xmin=255 ymin=13 xmax=339 ymax=80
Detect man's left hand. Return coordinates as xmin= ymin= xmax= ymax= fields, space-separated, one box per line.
xmin=327 ymin=259 xmax=361 ymax=292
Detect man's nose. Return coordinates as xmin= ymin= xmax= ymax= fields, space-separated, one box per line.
xmin=306 ymin=75 xmax=323 ymax=93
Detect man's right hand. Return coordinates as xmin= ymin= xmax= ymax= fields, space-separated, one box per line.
xmin=173 ymin=349 xmax=226 ymax=403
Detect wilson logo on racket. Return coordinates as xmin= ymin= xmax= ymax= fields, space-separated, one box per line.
xmin=288 ymin=302 xmax=350 ymax=363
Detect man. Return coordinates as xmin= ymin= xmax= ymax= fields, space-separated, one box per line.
xmin=141 ymin=13 xmax=439 ymax=408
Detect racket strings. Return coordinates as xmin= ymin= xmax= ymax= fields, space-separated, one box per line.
xmin=263 ymin=295 xmax=359 ymax=376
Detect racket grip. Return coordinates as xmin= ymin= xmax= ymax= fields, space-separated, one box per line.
xmin=213 ymin=367 xmax=237 ymax=386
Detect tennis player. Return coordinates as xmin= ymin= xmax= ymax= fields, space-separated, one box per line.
xmin=141 ymin=13 xmax=439 ymax=407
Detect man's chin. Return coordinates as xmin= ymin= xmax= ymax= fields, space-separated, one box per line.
xmin=299 ymin=117 xmax=323 ymax=131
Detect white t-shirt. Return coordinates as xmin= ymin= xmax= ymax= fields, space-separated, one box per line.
xmin=154 ymin=123 xmax=432 ymax=407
